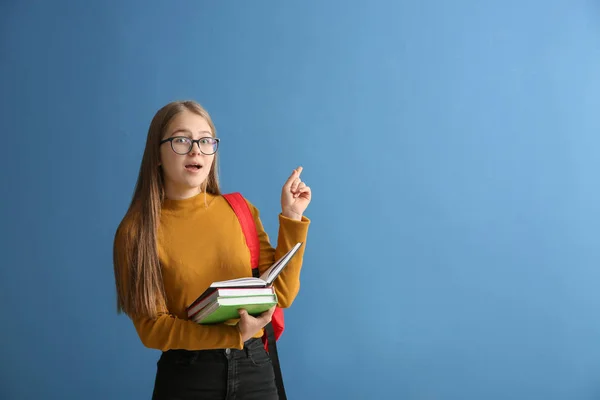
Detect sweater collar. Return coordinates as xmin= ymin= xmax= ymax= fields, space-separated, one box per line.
xmin=162 ymin=191 xmax=217 ymax=212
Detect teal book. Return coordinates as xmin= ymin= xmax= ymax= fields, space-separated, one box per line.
xmin=191 ymin=294 xmax=278 ymax=324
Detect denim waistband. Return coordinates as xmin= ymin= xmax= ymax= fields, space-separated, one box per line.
xmin=159 ymin=337 xmax=263 ymax=364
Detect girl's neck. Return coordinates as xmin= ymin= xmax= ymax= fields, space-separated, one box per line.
xmin=164 ymin=184 xmax=203 ymax=201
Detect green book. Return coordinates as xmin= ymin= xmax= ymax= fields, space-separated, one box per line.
xmin=187 ymin=287 xmax=275 ymax=319
xmin=191 ymin=294 xmax=278 ymax=324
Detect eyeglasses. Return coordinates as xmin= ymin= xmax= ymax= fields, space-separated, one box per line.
xmin=160 ymin=136 xmax=220 ymax=155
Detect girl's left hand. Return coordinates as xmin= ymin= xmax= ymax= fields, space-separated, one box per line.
xmin=281 ymin=166 xmax=311 ymax=220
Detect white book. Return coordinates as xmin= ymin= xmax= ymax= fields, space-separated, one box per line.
xmin=209 ymin=242 xmax=303 ymax=289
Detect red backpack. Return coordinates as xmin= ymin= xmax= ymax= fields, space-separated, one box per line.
xmin=223 ymin=192 xmax=287 ymax=399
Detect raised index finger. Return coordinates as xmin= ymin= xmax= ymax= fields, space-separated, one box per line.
xmin=284 ymin=166 xmax=303 ymax=189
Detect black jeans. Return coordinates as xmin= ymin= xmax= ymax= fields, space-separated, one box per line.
xmin=151 ymin=337 xmax=279 ymax=400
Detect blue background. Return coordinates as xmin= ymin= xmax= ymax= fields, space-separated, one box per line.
xmin=2 ymin=1 xmax=600 ymax=399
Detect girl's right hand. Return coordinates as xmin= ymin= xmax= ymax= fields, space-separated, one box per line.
xmin=237 ymin=306 xmax=276 ymax=342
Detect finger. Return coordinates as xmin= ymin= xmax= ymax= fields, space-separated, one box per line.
xmin=260 ymin=306 xmax=276 ymax=323
xmin=284 ymin=166 xmax=303 ymax=189
xmin=298 ymin=186 xmax=311 ymax=199
xmin=238 ymin=309 xmax=249 ymax=319
xmin=264 ymin=305 xmax=276 ymax=317
xmin=284 ymin=168 xmax=299 ymax=189
xmin=294 ymin=182 xmax=307 ymax=197
xmin=291 ymin=177 xmax=301 ymax=193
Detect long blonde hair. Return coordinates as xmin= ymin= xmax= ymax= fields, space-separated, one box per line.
xmin=113 ymin=100 xmax=221 ymax=318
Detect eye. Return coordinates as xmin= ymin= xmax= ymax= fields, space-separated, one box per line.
xmin=173 ymin=137 xmax=190 ymax=144
xmin=200 ymin=138 xmax=213 ymax=145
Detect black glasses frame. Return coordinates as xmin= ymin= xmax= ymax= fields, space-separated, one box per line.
xmin=160 ymin=136 xmax=220 ymax=155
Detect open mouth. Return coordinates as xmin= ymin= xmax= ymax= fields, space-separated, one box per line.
xmin=185 ymin=163 xmax=202 ymax=171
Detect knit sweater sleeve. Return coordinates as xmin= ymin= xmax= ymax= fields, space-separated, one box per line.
xmin=245 ymin=200 xmax=310 ymax=308
xmin=114 ymin=223 xmax=244 ymax=352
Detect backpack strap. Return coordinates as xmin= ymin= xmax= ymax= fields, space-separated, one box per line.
xmin=222 ymin=192 xmax=260 ymax=271
xmin=222 ymin=192 xmax=288 ymax=400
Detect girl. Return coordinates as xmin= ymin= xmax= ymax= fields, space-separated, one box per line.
xmin=112 ymin=100 xmax=311 ymax=399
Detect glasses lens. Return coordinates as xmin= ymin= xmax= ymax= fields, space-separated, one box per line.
xmin=199 ymin=138 xmax=218 ymax=154
xmin=171 ymin=137 xmax=192 ymax=154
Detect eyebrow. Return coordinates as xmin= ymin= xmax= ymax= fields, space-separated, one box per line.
xmin=169 ymin=129 xmax=213 ymax=138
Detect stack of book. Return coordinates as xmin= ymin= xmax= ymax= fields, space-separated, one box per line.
xmin=187 ymin=242 xmax=303 ymax=324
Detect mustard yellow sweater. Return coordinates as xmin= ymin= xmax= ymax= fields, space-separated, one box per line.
xmin=115 ymin=192 xmax=310 ymax=351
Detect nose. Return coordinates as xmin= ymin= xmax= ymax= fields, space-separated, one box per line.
xmin=189 ymin=141 xmax=202 ymax=155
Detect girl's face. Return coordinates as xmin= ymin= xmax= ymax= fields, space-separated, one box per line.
xmin=159 ymin=110 xmax=217 ymax=200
